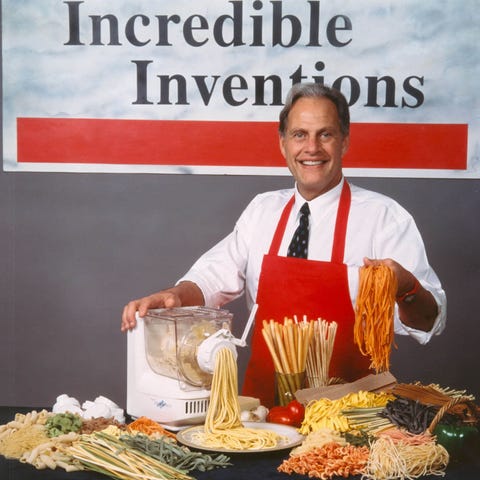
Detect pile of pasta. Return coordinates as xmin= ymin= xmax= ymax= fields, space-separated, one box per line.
xmin=278 ymin=382 xmax=478 ymax=480
xmin=0 ymin=408 xmax=231 ymax=478
xmin=0 ymin=410 xmax=82 ymax=471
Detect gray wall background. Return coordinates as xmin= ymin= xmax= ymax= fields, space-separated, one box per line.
xmin=1 ymin=168 xmax=479 ymax=408
xmin=2 ymin=1 xmax=479 ymax=410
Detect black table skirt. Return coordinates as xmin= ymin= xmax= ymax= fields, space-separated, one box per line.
xmin=1 ymin=407 xmax=479 ymax=480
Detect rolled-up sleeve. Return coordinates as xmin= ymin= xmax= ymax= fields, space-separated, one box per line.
xmin=177 ymin=230 xmax=247 ymax=308
xmin=176 ymin=196 xmax=259 ymax=308
xmin=393 ymin=284 xmax=447 ymax=344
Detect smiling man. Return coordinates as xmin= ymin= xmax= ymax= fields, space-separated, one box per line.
xmin=122 ymin=83 xmax=446 ymax=407
xmin=279 ymin=93 xmax=349 ymax=200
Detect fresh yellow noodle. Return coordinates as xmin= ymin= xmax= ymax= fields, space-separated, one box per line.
xmin=194 ymin=347 xmax=284 ymax=450
xmin=299 ymin=391 xmax=394 ymax=436
xmin=204 ymin=347 xmax=243 ymax=433
xmin=364 ymin=435 xmax=449 ymax=479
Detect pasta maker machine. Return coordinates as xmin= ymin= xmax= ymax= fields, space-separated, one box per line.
xmin=127 ymin=305 xmax=257 ymax=430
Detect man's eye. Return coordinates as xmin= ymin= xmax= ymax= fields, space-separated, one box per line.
xmin=292 ymin=131 xmax=305 ymax=139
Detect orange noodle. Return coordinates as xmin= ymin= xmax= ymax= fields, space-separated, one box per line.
xmin=354 ymin=265 xmax=397 ymax=373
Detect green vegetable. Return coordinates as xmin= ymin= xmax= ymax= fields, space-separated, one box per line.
xmin=45 ymin=412 xmax=83 ymax=437
xmin=434 ymin=424 xmax=479 ymax=461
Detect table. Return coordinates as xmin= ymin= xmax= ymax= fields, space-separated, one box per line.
xmin=1 ymin=407 xmax=479 ymax=480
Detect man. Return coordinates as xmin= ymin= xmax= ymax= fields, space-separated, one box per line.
xmin=122 ymin=83 xmax=446 ymax=406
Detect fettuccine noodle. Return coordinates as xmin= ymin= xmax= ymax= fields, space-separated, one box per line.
xmin=194 ymin=347 xmax=284 ymax=450
xmin=354 ymin=265 xmax=397 ymax=373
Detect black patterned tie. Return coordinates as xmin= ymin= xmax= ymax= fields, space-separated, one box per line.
xmin=287 ymin=202 xmax=310 ymax=258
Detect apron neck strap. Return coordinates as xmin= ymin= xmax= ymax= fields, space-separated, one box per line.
xmin=268 ymin=181 xmax=351 ymax=262
xmin=269 ymin=196 xmax=294 ymax=255
xmin=331 ymin=181 xmax=351 ymax=263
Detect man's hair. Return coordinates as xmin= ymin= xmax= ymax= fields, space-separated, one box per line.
xmin=279 ymin=83 xmax=350 ymax=137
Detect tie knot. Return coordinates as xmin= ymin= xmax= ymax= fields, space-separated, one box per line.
xmin=300 ymin=202 xmax=310 ymax=216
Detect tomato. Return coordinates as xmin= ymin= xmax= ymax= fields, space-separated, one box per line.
xmin=266 ymin=401 xmax=306 ymax=427
xmin=266 ymin=406 xmax=295 ymax=426
xmin=286 ymin=400 xmax=305 ymax=427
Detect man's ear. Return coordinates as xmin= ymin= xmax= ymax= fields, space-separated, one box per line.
xmin=341 ymin=134 xmax=350 ymax=156
xmin=279 ymin=134 xmax=287 ymax=158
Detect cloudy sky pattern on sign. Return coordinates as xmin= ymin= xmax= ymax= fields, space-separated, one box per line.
xmin=2 ymin=0 xmax=479 ymax=170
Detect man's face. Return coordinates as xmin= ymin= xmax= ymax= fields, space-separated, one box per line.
xmin=279 ymin=96 xmax=349 ymax=200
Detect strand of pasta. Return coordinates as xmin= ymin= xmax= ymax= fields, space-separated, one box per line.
xmin=194 ymin=347 xmax=283 ymax=451
xmin=354 ymin=265 xmax=397 ymax=373
xmin=204 ymin=347 xmax=242 ymax=433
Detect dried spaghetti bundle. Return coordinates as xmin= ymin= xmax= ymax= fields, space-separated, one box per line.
xmin=306 ymin=319 xmax=338 ymax=388
xmin=354 ymin=265 xmax=397 ymax=373
xmin=262 ymin=318 xmax=312 ymax=404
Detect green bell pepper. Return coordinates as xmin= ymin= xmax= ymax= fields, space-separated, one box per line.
xmin=434 ymin=423 xmax=479 ymax=461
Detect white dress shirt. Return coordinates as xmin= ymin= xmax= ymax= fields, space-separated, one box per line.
xmin=179 ymin=178 xmax=447 ymax=344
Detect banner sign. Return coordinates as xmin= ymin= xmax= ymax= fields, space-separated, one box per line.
xmin=3 ymin=0 xmax=479 ymax=177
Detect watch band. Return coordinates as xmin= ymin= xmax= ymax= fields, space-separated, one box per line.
xmin=397 ymin=277 xmax=421 ymax=303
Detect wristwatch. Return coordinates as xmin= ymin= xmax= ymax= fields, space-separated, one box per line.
xmin=397 ymin=277 xmax=421 ymax=304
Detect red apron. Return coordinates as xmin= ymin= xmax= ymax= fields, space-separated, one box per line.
xmin=242 ymin=182 xmax=371 ymax=407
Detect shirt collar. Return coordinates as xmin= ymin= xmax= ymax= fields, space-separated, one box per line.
xmin=293 ymin=177 xmax=345 ymax=217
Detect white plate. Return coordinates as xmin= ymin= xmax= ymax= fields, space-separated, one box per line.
xmin=176 ymin=422 xmax=304 ymax=453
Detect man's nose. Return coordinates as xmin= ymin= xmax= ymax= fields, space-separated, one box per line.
xmin=305 ymin=135 xmax=323 ymax=153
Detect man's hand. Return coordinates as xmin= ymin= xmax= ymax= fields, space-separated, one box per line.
xmin=362 ymin=257 xmax=438 ymax=332
xmin=121 ymin=291 xmax=182 ymax=332
xmin=363 ymin=257 xmax=415 ymax=298
xmin=120 ymin=281 xmax=205 ymax=332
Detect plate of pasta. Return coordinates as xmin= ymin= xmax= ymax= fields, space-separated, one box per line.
xmin=177 ymin=422 xmax=305 ymax=453
xmin=178 ymin=348 xmax=304 ymax=453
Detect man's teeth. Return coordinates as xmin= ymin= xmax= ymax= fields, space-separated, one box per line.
xmin=301 ymin=160 xmax=325 ymax=166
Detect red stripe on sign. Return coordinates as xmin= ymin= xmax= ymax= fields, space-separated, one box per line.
xmin=347 ymin=123 xmax=468 ymax=169
xmin=17 ymin=118 xmax=467 ymax=170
